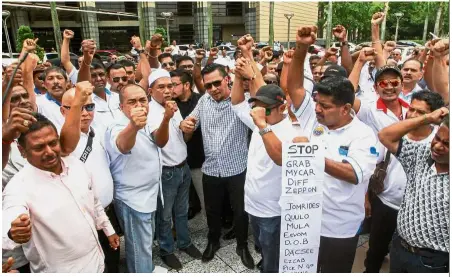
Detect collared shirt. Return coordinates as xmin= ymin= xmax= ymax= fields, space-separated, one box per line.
xmin=147 ymin=98 xmax=187 ymax=166
xmin=104 ymin=112 xmax=163 ymax=213
xmin=356 ymin=97 xmax=411 ymax=209
xmin=357 ymin=62 xmax=377 ymax=103
xmin=232 ymin=100 xmax=301 ymax=217
xmin=33 ymin=87 xmax=44 ymax=96
xmin=71 ymin=129 xmax=114 ymax=208
xmin=188 ymin=94 xmax=249 ymax=177
xmin=91 ymin=89 xmax=122 ymax=142
xmin=36 ymin=93 xmax=65 ymax=131
xmin=395 ymin=137 xmax=449 ymax=252
xmin=2 ymin=156 xmax=114 ymax=273
xmin=293 ymin=94 xmax=378 ymax=238
xmin=399 ymin=83 xmax=423 ymax=104
xmin=67 ymin=68 xmax=79 ymax=86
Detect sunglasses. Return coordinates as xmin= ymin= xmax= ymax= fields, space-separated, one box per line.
xmin=91 ymin=72 xmax=106 ymax=78
xmin=63 ymin=103 xmax=95 ymax=112
xmin=180 ymin=64 xmax=194 ymax=69
xmin=377 ymin=79 xmax=400 ymax=89
xmin=112 ymin=76 xmax=128 ymax=83
xmin=264 ymin=80 xmax=277 ymax=85
xmin=204 ymin=79 xmax=223 ymax=90
xmin=162 ymin=62 xmax=175 ymax=68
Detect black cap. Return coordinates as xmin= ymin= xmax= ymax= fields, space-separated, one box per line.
xmin=321 ymin=65 xmax=348 ymax=80
xmin=249 ymin=84 xmax=286 ymax=105
xmin=374 ymin=65 xmax=402 ymax=83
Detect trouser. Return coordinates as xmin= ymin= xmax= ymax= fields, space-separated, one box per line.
xmin=364 ymin=196 xmax=398 ymax=272
xmin=114 ymin=199 xmax=155 ymax=273
xmin=249 ymin=214 xmax=281 ymax=273
xmin=157 ymin=163 xmax=192 ymax=255
xmin=97 ymin=230 xmax=120 ymax=273
xmin=190 ymin=168 xmax=204 ymax=212
xmin=317 ymin=235 xmax=359 ymax=273
xmin=202 ymin=170 xmax=248 ymax=248
xmin=390 ymin=232 xmax=449 ymax=273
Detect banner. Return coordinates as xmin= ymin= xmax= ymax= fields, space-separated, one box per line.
xmin=279 ymin=143 xmax=325 ymax=273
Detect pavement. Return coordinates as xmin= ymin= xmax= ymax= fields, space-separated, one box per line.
xmin=118 ymin=212 xmax=390 ymax=273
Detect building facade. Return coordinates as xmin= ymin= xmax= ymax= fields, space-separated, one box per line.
xmin=2 ymin=1 xmax=317 ymax=54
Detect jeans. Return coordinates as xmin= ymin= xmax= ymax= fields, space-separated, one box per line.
xmin=364 ymin=196 xmax=398 ymax=272
xmin=249 ymin=214 xmax=281 ymax=273
xmin=203 ymin=170 xmax=249 ymax=248
xmin=317 ymin=235 xmax=359 ymax=273
xmin=114 ymin=199 xmax=155 ymax=273
xmin=390 ymin=232 xmax=449 ymax=273
xmin=157 ymin=163 xmax=192 ymax=255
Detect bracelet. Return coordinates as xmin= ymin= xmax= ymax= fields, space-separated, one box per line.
xmin=2 ymin=139 xmax=13 ymax=145
xmin=83 ymin=59 xmax=91 ymax=67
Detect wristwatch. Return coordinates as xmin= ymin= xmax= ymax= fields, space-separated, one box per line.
xmin=259 ymin=125 xmax=272 ymax=136
xmin=137 ymin=49 xmax=146 ymax=55
xmin=340 ymin=41 xmax=349 ymax=47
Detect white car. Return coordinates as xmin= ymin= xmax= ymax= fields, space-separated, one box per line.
xmin=331 ymin=42 xmax=357 ymax=52
xmin=2 ymin=53 xmax=21 ymax=66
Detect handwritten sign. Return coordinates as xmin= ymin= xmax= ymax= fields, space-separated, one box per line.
xmin=279 ymin=143 xmax=325 ymax=273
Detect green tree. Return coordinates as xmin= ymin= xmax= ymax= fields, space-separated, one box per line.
xmin=15 ymin=25 xmax=44 ymax=61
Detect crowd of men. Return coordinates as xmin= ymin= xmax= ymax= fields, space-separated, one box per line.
xmin=1 ymin=11 xmax=449 ymax=273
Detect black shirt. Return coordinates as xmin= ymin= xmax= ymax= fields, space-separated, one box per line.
xmin=176 ymin=92 xmax=205 ymax=169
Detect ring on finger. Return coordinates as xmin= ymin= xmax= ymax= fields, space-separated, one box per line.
xmin=23 ymin=120 xmax=29 ymax=127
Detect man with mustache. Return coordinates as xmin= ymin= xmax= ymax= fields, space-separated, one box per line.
xmin=2 ymin=113 xmax=120 ymax=272
xmin=399 ymin=59 xmax=423 ymax=103
xmin=147 ymin=69 xmax=202 ymax=270
xmin=58 ymin=81 xmax=119 ymax=272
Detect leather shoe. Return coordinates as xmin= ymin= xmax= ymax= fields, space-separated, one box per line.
xmin=257 ymin=259 xmax=263 ymax=272
xmin=181 ymin=244 xmax=202 ymax=259
xmin=161 ymin=253 xmax=182 ymax=270
xmin=236 ymin=246 xmax=255 ymax=269
xmin=202 ymin=242 xmax=220 ymax=262
xmin=223 ymin=229 xmax=236 ymax=240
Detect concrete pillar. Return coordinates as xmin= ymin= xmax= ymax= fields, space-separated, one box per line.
xmin=244 ymin=2 xmax=257 ymax=39
xmin=194 ymin=2 xmax=211 ymax=48
xmin=138 ymin=2 xmax=157 ymax=42
xmin=79 ymin=1 xmax=100 ymax=48
xmin=10 ymin=9 xmax=30 ymax=51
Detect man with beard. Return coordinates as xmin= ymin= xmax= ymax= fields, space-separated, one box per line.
xmin=179 ymin=63 xmax=254 ymax=269
xmin=379 ymin=108 xmax=449 ymax=273
xmin=2 ymin=113 xmax=120 ymax=272
xmin=176 ymin=56 xmax=195 ymax=75
xmin=118 ymin=59 xmax=137 ymax=84
xmin=147 ymin=69 xmax=202 ymax=270
xmin=59 ymin=81 xmax=119 ymax=272
xmin=399 ymin=59 xmax=424 ymax=103
xmin=106 ymin=63 xmax=129 ymax=94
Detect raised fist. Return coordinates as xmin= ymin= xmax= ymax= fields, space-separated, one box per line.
xmin=130 ymin=107 xmax=147 ymax=130
xmin=384 ymin=41 xmax=397 ymax=52
xmin=332 ymin=25 xmax=347 ymax=42
xmin=235 ymin=57 xmax=254 ymax=79
xmin=74 ymin=81 xmax=94 ymax=106
xmin=5 ymin=63 xmax=22 ymax=86
xmin=195 ymin=49 xmax=206 ymax=62
xmin=371 ymin=12 xmax=385 ymax=25
xmin=296 ymin=26 xmax=317 ymax=46
xmin=164 ymin=101 xmax=178 ymax=119
xmin=250 ymin=106 xmax=267 ymax=129
xmin=283 ymin=50 xmax=295 ymax=64
xmin=237 ymin=34 xmax=255 ymax=58
xmin=260 ymin=46 xmax=273 ymax=61
xmin=22 ymin=38 xmax=38 ymax=53
xmin=63 ymin=29 xmax=74 ymax=40
xmin=150 ymin=34 xmax=163 ymax=49
xmin=130 ymin=35 xmax=143 ymax=50
xmin=358 ymin=47 xmax=377 ymax=62
xmin=81 ymin=39 xmax=96 ymax=63
xmin=431 ymin=39 xmax=449 ymax=57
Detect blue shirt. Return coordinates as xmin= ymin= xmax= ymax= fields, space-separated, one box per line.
xmin=104 ymin=112 xmax=163 ymax=213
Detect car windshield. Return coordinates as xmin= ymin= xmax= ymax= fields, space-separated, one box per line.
xmin=46 ymin=53 xmax=58 ymax=59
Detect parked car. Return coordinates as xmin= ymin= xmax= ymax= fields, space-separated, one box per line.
xmin=218 ymin=45 xmax=237 ymax=52
xmin=2 ymin=53 xmax=20 ymax=66
xmin=331 ymin=41 xmax=357 ymax=52
xmin=43 ymin=52 xmax=78 ymax=63
xmin=397 ymin=40 xmax=422 ymax=47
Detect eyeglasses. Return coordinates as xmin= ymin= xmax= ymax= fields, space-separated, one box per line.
xmin=112 ymin=76 xmax=128 ymax=83
xmin=264 ymin=80 xmax=277 ymax=85
xmin=172 ymin=82 xmax=182 ymax=87
xmin=204 ymin=79 xmax=223 ymax=90
xmin=91 ymin=72 xmax=106 ymax=79
xmin=180 ymin=64 xmax=194 ymax=69
xmin=63 ymin=103 xmax=95 ymax=112
xmin=162 ymin=62 xmax=175 ymax=68
xmin=377 ymin=79 xmax=400 ymax=89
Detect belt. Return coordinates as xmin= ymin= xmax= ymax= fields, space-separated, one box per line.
xmin=399 ymin=236 xmax=448 ymax=256
xmin=163 ymin=159 xmax=187 ymax=169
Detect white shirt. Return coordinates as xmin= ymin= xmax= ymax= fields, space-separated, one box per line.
xmin=36 ymin=94 xmax=65 ymax=131
xmin=187 ymin=49 xmax=196 ymax=60
xmin=293 ymin=93 xmax=378 ymax=238
xmin=68 ymin=68 xmax=79 ymax=85
xmin=70 ymin=129 xmax=114 ymax=208
xmin=171 ymin=45 xmax=180 ymax=56
xmin=104 ymin=112 xmax=163 ymax=213
xmin=147 ymin=98 xmax=187 ymax=166
xmin=232 ymin=100 xmax=301 ymax=217
xmin=399 ymin=83 xmax=423 ymax=104
xmin=91 ymin=90 xmax=122 ymax=142
xmin=357 ymin=63 xmax=378 ymax=103
xmin=2 ymin=156 xmax=114 ymax=273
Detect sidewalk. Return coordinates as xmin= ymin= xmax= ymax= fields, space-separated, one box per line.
xmin=118 ymin=212 xmax=390 ymax=273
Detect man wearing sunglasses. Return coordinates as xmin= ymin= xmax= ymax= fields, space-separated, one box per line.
xmin=107 ymin=63 xmax=129 ymax=94
xmin=32 ymin=67 xmax=46 ymax=95
xmin=158 ymin=53 xmax=177 ymax=72
xmin=118 ymin=59 xmax=137 ymax=84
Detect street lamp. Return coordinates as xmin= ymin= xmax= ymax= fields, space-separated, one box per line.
xmin=2 ymin=10 xmax=13 ymax=57
xmin=284 ymin=13 xmax=294 ymax=49
xmin=394 ymin=12 xmax=403 ymax=42
xmin=161 ymin=12 xmax=173 ymax=45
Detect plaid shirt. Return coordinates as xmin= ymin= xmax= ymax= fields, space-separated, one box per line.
xmin=189 ymin=94 xmax=248 ymax=177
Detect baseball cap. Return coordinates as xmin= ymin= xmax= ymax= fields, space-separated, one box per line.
xmin=148 ymin=68 xmax=171 ymax=87
xmin=248 ymin=84 xmax=286 ymax=105
xmin=374 ymin=65 xmax=402 ymax=83
xmin=321 ymin=65 xmax=348 ymax=80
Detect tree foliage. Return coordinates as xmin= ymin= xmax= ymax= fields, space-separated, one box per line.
xmin=154 ymin=27 xmax=169 ymax=49
xmin=15 ymin=25 xmax=45 ymax=61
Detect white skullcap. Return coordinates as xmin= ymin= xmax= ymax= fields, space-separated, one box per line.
xmin=393 ymin=49 xmax=401 ymax=54
xmin=148 ymin=68 xmax=171 ymax=87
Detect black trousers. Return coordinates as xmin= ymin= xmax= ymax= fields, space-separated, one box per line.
xmin=364 ymin=196 xmax=398 ymax=272
xmin=189 ymin=178 xmax=201 ymax=212
xmin=203 ymin=170 xmax=248 ymax=248
xmin=97 ymin=229 xmax=120 ymax=273
xmin=317 ymin=235 xmax=359 ymax=273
